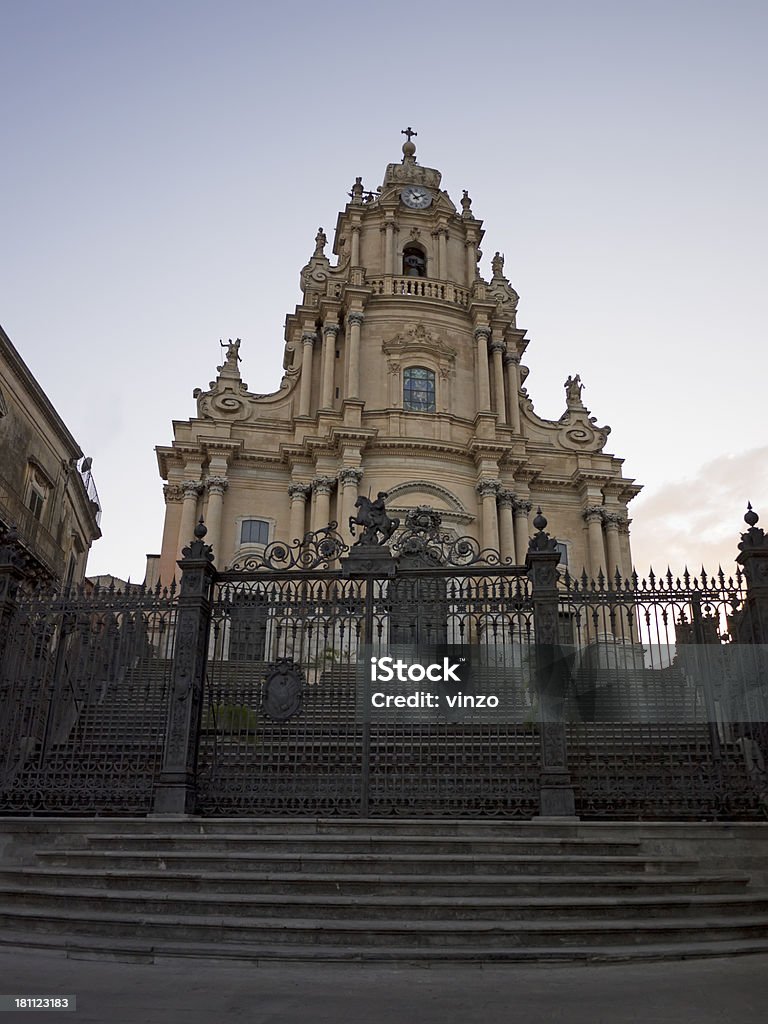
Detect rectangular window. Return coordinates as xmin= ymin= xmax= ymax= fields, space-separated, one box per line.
xmin=555 ymin=542 xmax=569 ymax=566
xmin=28 ymin=488 xmax=45 ymax=521
xmin=240 ymin=519 xmax=270 ymax=545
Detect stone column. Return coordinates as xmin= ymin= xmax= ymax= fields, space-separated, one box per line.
xmin=299 ymin=332 xmax=316 ymax=417
xmin=159 ymin=483 xmax=184 ymax=584
xmin=476 ymin=480 xmax=500 ymax=552
xmin=497 ymin=490 xmax=516 ymax=563
xmin=384 ymin=220 xmax=395 ymax=276
xmin=204 ymin=476 xmax=228 ymax=566
xmin=474 ymin=327 xmax=492 ymax=412
xmin=504 ymin=353 xmax=522 ymax=434
xmin=584 ymin=506 xmax=606 ymax=583
xmin=338 ymin=467 xmax=364 ymax=544
xmin=618 ymin=515 xmax=632 ymax=582
xmin=513 ymin=499 xmax=533 ymax=563
xmin=434 ymin=228 xmax=448 ymax=278
xmin=490 ymin=339 xmax=507 ymax=424
xmin=465 ymin=239 xmax=477 ymax=287
xmin=177 ymin=480 xmax=203 ymax=564
xmin=346 ymin=312 xmax=364 ymax=399
xmin=350 ymin=226 xmax=361 ymax=267
xmin=603 ymin=512 xmax=623 ymax=584
xmin=320 ymin=323 xmax=338 ymax=409
xmin=288 ymin=483 xmax=311 ymax=542
xmin=311 ymin=476 xmax=336 ymax=533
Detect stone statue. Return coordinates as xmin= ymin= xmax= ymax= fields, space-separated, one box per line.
xmin=223 ymin=338 xmax=241 ymax=362
xmin=491 ymin=251 xmax=504 ymax=276
xmin=314 ymin=227 xmax=327 ymax=256
xmin=565 ymin=374 xmax=584 ymax=404
xmin=349 ymin=491 xmax=400 ymax=546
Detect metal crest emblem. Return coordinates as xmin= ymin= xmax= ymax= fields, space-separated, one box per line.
xmin=261 ymin=658 xmax=305 ymax=723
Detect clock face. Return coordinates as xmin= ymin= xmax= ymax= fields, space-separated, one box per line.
xmin=401 ymin=186 xmax=432 ymax=209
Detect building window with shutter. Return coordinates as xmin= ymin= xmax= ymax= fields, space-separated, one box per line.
xmin=240 ymin=519 xmax=270 ymax=545
xmin=403 ymin=366 xmax=436 ymax=412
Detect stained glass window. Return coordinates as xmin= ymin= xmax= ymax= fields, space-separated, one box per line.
xmin=403 ymin=366 xmax=436 ymax=412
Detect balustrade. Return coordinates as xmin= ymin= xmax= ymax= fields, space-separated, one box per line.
xmin=366 ymin=275 xmax=469 ymax=307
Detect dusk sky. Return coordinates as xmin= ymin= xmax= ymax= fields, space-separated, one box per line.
xmin=1 ymin=0 xmax=766 ymax=581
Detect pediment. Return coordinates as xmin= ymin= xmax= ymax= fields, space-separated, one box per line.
xmin=382 ymin=323 xmax=457 ymax=364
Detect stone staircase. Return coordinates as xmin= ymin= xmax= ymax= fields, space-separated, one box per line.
xmin=1 ymin=819 xmax=768 ymax=963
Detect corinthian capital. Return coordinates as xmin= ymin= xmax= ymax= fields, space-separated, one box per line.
xmin=338 ymin=467 xmax=364 ymax=487
xmin=583 ymin=505 xmax=605 ymax=524
xmin=602 ymin=511 xmax=623 ymax=529
xmin=476 ymin=479 xmax=501 ymax=498
xmin=496 ymin=489 xmax=516 ymax=510
xmin=288 ymin=482 xmax=312 ymax=501
xmin=473 ymin=326 xmax=492 ymax=343
xmin=206 ymin=476 xmax=229 ymax=496
xmin=163 ymin=483 xmax=184 ymax=504
xmin=312 ymin=475 xmax=337 ymax=495
xmin=181 ymin=480 xmax=203 ymax=500
xmin=489 ymin=339 xmax=506 ymax=355
xmin=323 ymin=323 xmax=340 ymax=339
xmin=512 ymin=498 xmax=533 ymax=517
xmin=347 ymin=312 xmax=364 ymax=328
xmin=301 ymin=331 xmax=317 ymax=347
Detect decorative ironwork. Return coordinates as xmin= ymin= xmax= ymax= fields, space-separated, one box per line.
xmin=391 ymin=507 xmax=515 ymax=567
xmin=0 ymin=578 xmax=177 ymax=814
xmin=0 ymin=502 xmax=766 ymax=821
xmin=262 ymin=659 xmax=305 ymax=722
xmin=227 ymin=524 xmax=349 ymax=573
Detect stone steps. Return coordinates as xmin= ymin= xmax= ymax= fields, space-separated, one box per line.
xmin=2 ymin=904 xmax=768 ymax=949
xmin=4 ymin=929 xmax=768 ymax=965
xmin=0 ymin=867 xmax=748 ymax=897
xmin=79 ymin=833 xmax=643 ymax=856
xmin=2 ymin=885 xmax=767 ymax=923
xmin=1 ymin=819 xmax=767 ymax=961
xmin=33 ymin=850 xmax=700 ymax=876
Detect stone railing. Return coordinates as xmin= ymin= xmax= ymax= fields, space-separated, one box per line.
xmin=366 ymin=275 xmax=470 ymax=307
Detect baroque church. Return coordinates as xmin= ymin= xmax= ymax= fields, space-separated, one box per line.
xmin=155 ymin=132 xmax=640 ymax=583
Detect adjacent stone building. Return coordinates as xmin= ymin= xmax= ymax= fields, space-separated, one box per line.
xmin=156 ymin=134 xmax=640 ymax=583
xmin=0 ymin=324 xmax=101 ymax=585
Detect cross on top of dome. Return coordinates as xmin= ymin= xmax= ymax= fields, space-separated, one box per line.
xmin=401 ymin=126 xmax=417 ymax=160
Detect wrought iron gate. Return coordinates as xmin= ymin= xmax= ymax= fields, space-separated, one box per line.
xmin=1 ymin=505 xmax=767 ymax=819
xmin=195 ymin=516 xmax=541 ymax=817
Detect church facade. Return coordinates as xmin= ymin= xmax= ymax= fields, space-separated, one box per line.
xmin=155 ymin=134 xmax=640 ymax=584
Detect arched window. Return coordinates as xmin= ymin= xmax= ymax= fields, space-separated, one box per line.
xmin=403 ymin=367 xmax=436 ymax=412
xmin=402 ymin=244 xmax=426 ymax=277
xmin=240 ymin=519 xmax=270 ymax=545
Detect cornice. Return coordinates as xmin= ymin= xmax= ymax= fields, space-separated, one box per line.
xmin=0 ymin=325 xmax=83 ymax=460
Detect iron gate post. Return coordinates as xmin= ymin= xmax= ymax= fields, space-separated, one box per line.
xmin=526 ymin=510 xmax=576 ymax=818
xmin=734 ymin=505 xmax=768 ymax=768
xmin=153 ymin=520 xmax=216 ymax=815
xmin=737 ymin=505 xmax=768 ymax=645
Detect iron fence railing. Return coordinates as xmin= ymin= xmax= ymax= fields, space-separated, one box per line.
xmin=0 ymin=506 xmax=766 ymax=819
